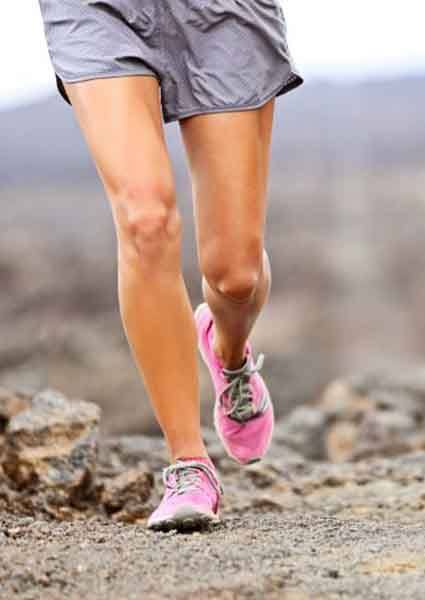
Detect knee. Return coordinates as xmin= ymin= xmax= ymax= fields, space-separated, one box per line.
xmin=201 ymin=243 xmax=264 ymax=303
xmin=111 ymin=179 xmax=182 ymax=258
xmin=215 ymin=270 xmax=260 ymax=302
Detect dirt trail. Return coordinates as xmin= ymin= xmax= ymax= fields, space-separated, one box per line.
xmin=2 ymin=371 xmax=425 ymax=599
xmin=1 ymin=508 xmax=425 ymax=600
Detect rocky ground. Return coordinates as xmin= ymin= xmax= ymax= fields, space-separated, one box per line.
xmin=1 ymin=369 xmax=425 ymax=599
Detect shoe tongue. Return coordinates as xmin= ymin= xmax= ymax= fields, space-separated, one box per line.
xmin=173 ymin=456 xmax=222 ymax=497
xmin=222 ymin=355 xmax=250 ymax=378
xmin=175 ymin=456 xmax=215 ymax=470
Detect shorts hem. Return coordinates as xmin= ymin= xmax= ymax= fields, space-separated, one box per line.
xmin=55 ymin=71 xmax=161 ymax=105
xmin=163 ymin=70 xmax=304 ymax=124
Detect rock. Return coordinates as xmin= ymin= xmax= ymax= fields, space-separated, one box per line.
xmin=326 ymin=422 xmax=359 ymax=463
xmin=101 ymin=465 xmax=154 ymax=521
xmin=98 ymin=435 xmax=168 ymax=474
xmin=218 ymin=457 xmax=241 ymax=475
xmin=0 ymin=387 xmax=31 ymax=433
xmin=245 ymin=463 xmax=278 ymax=489
xmin=318 ymin=380 xmax=371 ymax=421
xmin=323 ymin=369 xmax=425 ymax=421
xmin=2 ymin=388 xmax=100 ymax=504
xmin=250 ymin=495 xmax=285 ymax=512
xmin=350 ymin=410 xmax=417 ymax=461
xmin=274 ymin=407 xmax=328 ymax=460
xmin=317 ymin=369 xmax=425 ymax=462
xmin=266 ymin=443 xmax=307 ymax=467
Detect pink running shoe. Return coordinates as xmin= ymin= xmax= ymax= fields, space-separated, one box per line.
xmin=194 ymin=302 xmax=274 ymax=465
xmin=147 ymin=457 xmax=223 ymax=532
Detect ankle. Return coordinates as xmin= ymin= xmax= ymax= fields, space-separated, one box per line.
xmin=170 ymin=445 xmax=209 ymax=463
xmin=175 ymin=455 xmax=214 ymax=468
xmin=212 ymin=334 xmax=247 ymax=370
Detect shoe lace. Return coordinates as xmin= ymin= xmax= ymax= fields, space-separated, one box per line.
xmin=219 ymin=352 xmax=266 ymax=423
xmin=163 ymin=460 xmax=223 ymax=497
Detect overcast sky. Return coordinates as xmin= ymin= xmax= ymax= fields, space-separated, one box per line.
xmin=1 ymin=0 xmax=424 ymax=109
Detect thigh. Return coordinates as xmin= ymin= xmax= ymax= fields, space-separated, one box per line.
xmin=179 ymin=100 xmax=275 ymax=271
xmin=63 ymin=75 xmax=176 ymax=222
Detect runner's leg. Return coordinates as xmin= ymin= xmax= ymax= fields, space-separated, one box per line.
xmin=179 ymin=100 xmax=275 ymax=369
xmin=64 ymin=76 xmax=208 ymax=460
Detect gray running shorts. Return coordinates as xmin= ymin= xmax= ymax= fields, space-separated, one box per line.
xmin=38 ymin=0 xmax=303 ymax=124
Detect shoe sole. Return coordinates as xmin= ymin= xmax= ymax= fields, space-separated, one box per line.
xmin=246 ymin=457 xmax=262 ymax=464
xmin=195 ymin=302 xmax=273 ymax=466
xmin=148 ymin=506 xmax=220 ymax=532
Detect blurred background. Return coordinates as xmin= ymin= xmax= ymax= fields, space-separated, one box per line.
xmin=1 ymin=1 xmax=424 ymax=434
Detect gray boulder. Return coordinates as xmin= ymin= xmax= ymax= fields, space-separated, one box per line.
xmin=3 ymin=388 xmax=100 ymax=504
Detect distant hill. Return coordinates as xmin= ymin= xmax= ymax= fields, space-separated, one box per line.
xmin=1 ymin=76 xmax=424 ymax=186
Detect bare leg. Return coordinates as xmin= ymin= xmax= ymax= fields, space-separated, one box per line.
xmin=64 ymin=76 xmax=207 ymax=460
xmin=179 ymin=100 xmax=275 ymax=369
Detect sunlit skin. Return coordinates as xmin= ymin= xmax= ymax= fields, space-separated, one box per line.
xmin=63 ymin=75 xmax=274 ymax=462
